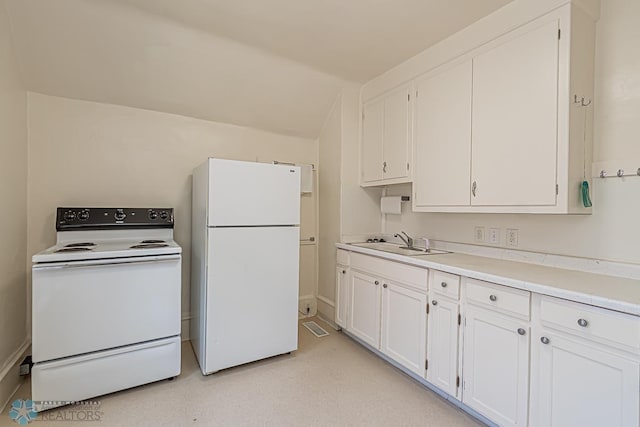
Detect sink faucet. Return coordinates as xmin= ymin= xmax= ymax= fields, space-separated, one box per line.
xmin=394 ymin=231 xmax=414 ymax=248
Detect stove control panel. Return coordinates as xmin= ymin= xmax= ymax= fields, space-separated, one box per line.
xmin=57 ymin=207 xmax=174 ymax=231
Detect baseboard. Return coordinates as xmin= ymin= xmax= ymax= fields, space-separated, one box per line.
xmin=0 ymin=338 xmax=31 ymax=413
xmin=315 ymin=313 xmax=340 ymax=331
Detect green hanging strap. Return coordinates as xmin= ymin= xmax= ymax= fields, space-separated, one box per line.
xmin=581 ymin=180 xmax=592 ymax=207
xmin=579 ymin=99 xmax=592 ymax=208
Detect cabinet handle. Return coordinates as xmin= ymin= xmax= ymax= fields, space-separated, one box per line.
xmin=540 ymin=336 xmax=550 ymax=345
xmin=489 ymin=294 xmax=497 ymax=302
xmin=577 ymin=318 xmax=588 ymax=327
xmin=432 ymin=300 xmax=438 ymax=306
xmin=440 ymin=282 xmax=447 ymax=288
xmin=374 ymin=280 xmax=379 ymax=285
xmin=383 ymin=283 xmax=388 ymax=288
xmin=472 ymin=181 xmax=477 ymax=197
xmin=383 ymin=161 xmax=387 ymax=173
xmin=342 ymin=270 xmax=346 ymax=274
xmin=517 ymin=328 xmax=526 ymax=336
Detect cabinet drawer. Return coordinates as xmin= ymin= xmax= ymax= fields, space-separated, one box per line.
xmin=538 ymin=295 xmax=640 ymax=352
xmin=337 ymin=249 xmax=350 ymax=266
xmin=350 ymin=252 xmax=427 ymax=292
xmin=465 ymin=278 xmax=530 ymax=319
xmin=430 ymin=270 xmax=460 ymax=300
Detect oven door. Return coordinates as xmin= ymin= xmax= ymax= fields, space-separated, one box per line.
xmin=32 ymin=254 xmax=181 ymax=363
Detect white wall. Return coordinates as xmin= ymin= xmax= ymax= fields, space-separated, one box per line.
xmin=383 ymin=0 xmax=640 ymax=265
xmin=317 ymin=97 xmax=342 ymax=320
xmin=316 ymin=86 xmax=383 ymax=322
xmin=340 ymin=86 xmax=383 ymax=238
xmin=26 ymin=93 xmax=318 ymax=338
xmin=0 ymin=2 xmax=28 ymax=409
xmin=4 ymin=0 xmax=346 ymax=138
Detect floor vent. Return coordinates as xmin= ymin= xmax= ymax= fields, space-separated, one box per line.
xmin=302 ymin=321 xmax=329 ymax=338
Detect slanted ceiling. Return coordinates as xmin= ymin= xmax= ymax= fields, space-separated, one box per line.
xmin=3 ymin=0 xmax=511 ymax=138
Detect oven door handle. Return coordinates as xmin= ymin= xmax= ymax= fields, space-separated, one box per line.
xmin=32 ymin=254 xmax=181 ymax=270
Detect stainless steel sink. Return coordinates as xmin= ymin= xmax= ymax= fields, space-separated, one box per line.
xmin=348 ymin=242 xmax=451 ymax=256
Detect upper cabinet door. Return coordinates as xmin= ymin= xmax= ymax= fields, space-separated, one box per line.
xmin=382 ymin=87 xmax=411 ymax=180
xmin=361 ymin=84 xmax=412 ymax=186
xmin=471 ymin=20 xmax=560 ymax=206
xmin=414 ymin=60 xmax=472 ymax=208
xmin=362 ymin=98 xmax=385 ymax=183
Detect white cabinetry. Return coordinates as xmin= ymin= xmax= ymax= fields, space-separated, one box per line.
xmin=339 ymin=247 xmax=640 ymax=427
xmin=381 ymin=281 xmax=427 ymax=376
xmin=530 ymin=295 xmax=640 ymax=427
xmin=462 ymin=279 xmax=530 ymax=427
xmin=361 ymin=84 xmax=412 ymax=186
xmin=382 ymin=4 xmax=597 ymax=214
xmin=413 ymin=60 xmax=472 ymax=208
xmin=344 ymin=253 xmax=428 ymax=375
xmin=471 ymin=20 xmax=559 ymax=207
xmin=348 ymin=270 xmax=382 ymax=348
xmin=335 ymin=250 xmax=350 ymax=328
xmin=426 ymin=270 xmax=461 ymax=397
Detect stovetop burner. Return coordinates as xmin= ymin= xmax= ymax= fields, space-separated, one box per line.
xmin=55 ymin=247 xmax=93 ymax=253
xmin=65 ymin=242 xmax=97 ymax=247
xmin=140 ymin=240 xmax=166 ymax=244
xmin=130 ymin=243 xmax=170 ymax=249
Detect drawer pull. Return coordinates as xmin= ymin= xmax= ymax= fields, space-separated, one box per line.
xmin=577 ymin=318 xmax=589 ymax=327
xmin=383 ymin=283 xmax=388 ymax=288
xmin=432 ymin=300 xmax=438 ymax=306
xmin=342 ymin=270 xmax=346 ymax=274
xmin=540 ymin=336 xmax=550 ymax=345
xmin=517 ymin=328 xmax=526 ymax=336
xmin=374 ymin=280 xmax=379 ymax=285
xmin=489 ymin=294 xmax=497 ymax=302
xmin=441 ymin=282 xmax=447 ymax=288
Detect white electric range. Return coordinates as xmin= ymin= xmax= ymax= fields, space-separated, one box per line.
xmin=31 ymin=207 xmax=182 ymax=410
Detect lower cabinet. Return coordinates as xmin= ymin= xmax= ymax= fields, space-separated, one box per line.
xmin=529 ymin=294 xmax=640 ymax=427
xmin=338 ymin=250 xmax=640 ymax=427
xmin=426 ymin=270 xmax=462 ymax=397
xmin=530 ymin=331 xmax=639 ymax=427
xmin=462 ymin=305 xmax=530 ymax=427
xmin=335 ymin=265 xmax=349 ymax=328
xmin=381 ymin=281 xmax=427 ymax=376
xmin=348 ymin=270 xmax=382 ymax=348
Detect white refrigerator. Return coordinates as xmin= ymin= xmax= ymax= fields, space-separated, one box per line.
xmin=191 ymin=158 xmax=301 ymax=375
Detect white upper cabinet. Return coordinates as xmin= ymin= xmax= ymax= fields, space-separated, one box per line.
xmin=365 ymin=3 xmax=596 ymax=214
xmin=362 ymin=99 xmax=385 ymax=182
xmin=361 ymin=84 xmax=412 ymax=186
xmin=414 ymin=60 xmax=472 ymax=208
xmin=471 ymin=20 xmax=559 ymax=207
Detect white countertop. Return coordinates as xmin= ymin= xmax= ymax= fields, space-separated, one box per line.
xmin=336 ymin=243 xmax=640 ymax=316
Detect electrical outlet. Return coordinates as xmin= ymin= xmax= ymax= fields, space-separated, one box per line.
xmin=474 ymin=226 xmax=485 ymax=243
xmin=506 ymin=229 xmax=519 ymax=247
xmin=488 ymin=228 xmax=501 ymax=245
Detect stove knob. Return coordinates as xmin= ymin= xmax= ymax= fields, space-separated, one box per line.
xmin=114 ymin=210 xmax=126 ymax=221
xmin=63 ymin=211 xmax=76 ymax=221
xmin=78 ymin=211 xmax=89 ymax=221
xmin=160 ymin=211 xmax=168 ymax=220
xmin=148 ymin=211 xmax=158 ymax=220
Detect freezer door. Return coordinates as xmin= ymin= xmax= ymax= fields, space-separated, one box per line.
xmin=207 ymin=158 xmax=300 ymax=226
xmin=204 ymin=226 xmax=299 ymax=374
